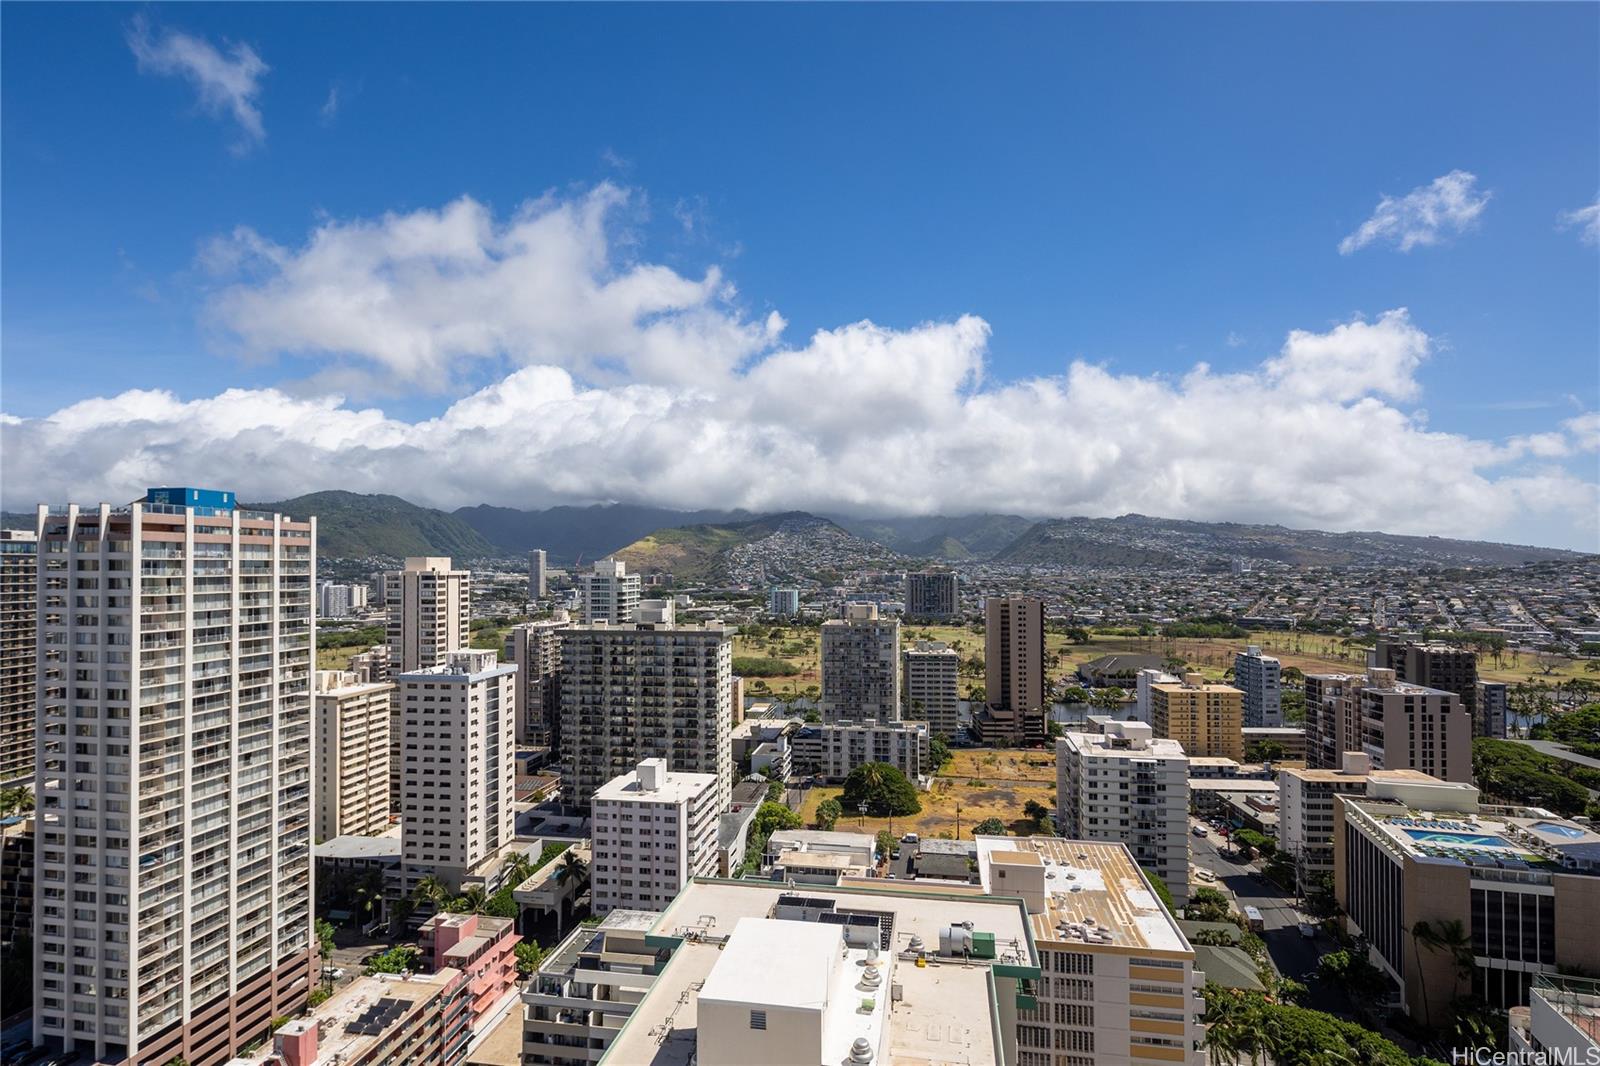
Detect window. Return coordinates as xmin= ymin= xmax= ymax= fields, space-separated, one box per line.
xmin=749 ymin=1010 xmax=767 ymax=1030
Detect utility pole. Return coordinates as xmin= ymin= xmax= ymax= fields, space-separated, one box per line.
xmin=955 ymin=801 xmax=962 ymax=839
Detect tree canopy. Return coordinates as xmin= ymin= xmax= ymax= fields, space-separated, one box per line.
xmin=841 ymin=762 xmax=922 ymax=816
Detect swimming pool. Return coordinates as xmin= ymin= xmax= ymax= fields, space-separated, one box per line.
xmin=1403 ymin=829 xmax=1510 ymax=847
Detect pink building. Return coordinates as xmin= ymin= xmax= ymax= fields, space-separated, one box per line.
xmin=418 ymin=912 xmax=521 ymax=1028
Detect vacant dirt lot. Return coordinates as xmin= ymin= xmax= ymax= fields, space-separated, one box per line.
xmin=797 ymin=748 xmax=1056 ymax=839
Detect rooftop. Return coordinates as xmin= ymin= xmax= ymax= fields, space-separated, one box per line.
xmin=1279 ymin=765 xmax=1438 ymax=784
xmin=602 ymin=877 xmax=1035 ymax=1066
xmin=974 ymin=836 xmax=1192 ymax=956
xmin=595 ymin=762 xmax=718 ymax=804
xmin=232 ymin=970 xmax=460 ymax=1064
xmin=315 ymin=830 xmax=402 ymax=863
xmin=1345 ymin=798 xmax=1600 ymax=876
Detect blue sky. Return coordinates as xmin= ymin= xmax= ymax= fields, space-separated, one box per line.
xmin=3 ymin=4 xmax=1598 ymax=548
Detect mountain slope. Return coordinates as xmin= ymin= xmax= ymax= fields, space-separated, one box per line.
xmin=452 ymin=503 xmax=751 ymax=562
xmin=247 ymin=491 xmax=497 ymax=559
xmin=616 ymin=512 xmax=900 ymax=582
xmin=991 ymin=514 xmax=1590 ymax=569
xmin=831 ymin=513 xmax=1033 ymax=558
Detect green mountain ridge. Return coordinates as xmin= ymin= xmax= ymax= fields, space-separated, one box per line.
xmin=245 ymin=491 xmax=497 ymax=559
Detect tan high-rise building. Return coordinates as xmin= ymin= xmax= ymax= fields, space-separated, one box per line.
xmin=314 ymin=670 xmax=394 ymax=840
xmin=903 ymin=570 xmax=959 ymax=620
xmin=819 ymin=603 xmax=900 ymax=723
xmin=397 ymin=650 xmax=516 ymax=894
xmin=0 ymin=529 xmax=38 ymax=787
xmin=1150 ymin=673 xmax=1244 ymax=760
xmin=383 ymin=557 xmax=470 ymax=808
xmin=973 ymin=596 xmax=1046 ymax=746
xmin=1305 ymin=668 xmax=1472 ymax=782
xmin=32 ymin=490 xmax=315 ymax=1065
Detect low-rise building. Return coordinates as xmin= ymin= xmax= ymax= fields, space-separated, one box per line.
xmin=520 ymin=911 xmax=667 ymax=1066
xmin=233 ymin=969 xmax=472 ymax=1066
xmin=1241 ymin=725 xmax=1306 ymax=763
xmin=790 ymin=719 xmax=930 ymax=784
xmin=591 ymin=759 xmax=720 ymax=915
xmin=417 ymin=912 xmax=521 ymax=1031
xmin=764 ymin=829 xmax=877 ymax=883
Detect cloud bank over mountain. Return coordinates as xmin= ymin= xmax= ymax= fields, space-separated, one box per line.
xmin=4 ymin=188 xmax=1596 ymax=550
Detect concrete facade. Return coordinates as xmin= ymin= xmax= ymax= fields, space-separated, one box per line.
xmin=314 ymin=670 xmax=395 ymax=840
xmin=505 ymin=613 xmax=569 ymax=751
xmin=397 ymin=651 xmax=516 ymax=893
xmin=819 ymin=603 xmax=900 ymax=723
xmin=974 ymin=596 xmax=1047 ymax=746
xmin=904 ymin=570 xmax=959 ymax=620
xmin=577 ymin=559 xmax=640 ymax=626
xmin=900 ymin=640 xmax=960 ymax=738
xmin=31 ymin=495 xmax=316 ymax=1065
xmin=590 ymin=759 xmax=719 ymax=915
xmin=1232 ymin=645 xmax=1282 ymax=728
xmin=0 ymin=529 xmax=37 ymax=787
xmin=1150 ymin=674 xmax=1244 ymax=761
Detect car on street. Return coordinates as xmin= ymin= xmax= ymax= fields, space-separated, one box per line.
xmin=1298 ymin=922 xmax=1317 ymax=939
xmin=1192 ymin=825 xmax=1208 ymax=837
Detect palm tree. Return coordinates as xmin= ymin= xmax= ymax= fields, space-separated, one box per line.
xmin=552 ymin=850 xmax=589 ymax=939
xmin=452 ymin=885 xmax=489 ymax=914
xmin=1411 ymin=918 xmax=1472 ymax=1025
xmin=412 ymin=874 xmax=450 ymax=911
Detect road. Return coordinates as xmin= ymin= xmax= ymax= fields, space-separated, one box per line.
xmin=1187 ymin=823 xmax=1353 ymax=1017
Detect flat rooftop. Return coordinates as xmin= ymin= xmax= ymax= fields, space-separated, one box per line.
xmin=1280 ymin=766 xmax=1439 ymax=784
xmin=974 ymin=836 xmax=1191 ymax=956
xmin=595 ymin=767 xmax=718 ymax=804
xmin=234 ymin=970 xmax=459 ymax=1063
xmin=603 ymin=877 xmax=1032 ymax=1066
xmin=1347 ymin=798 xmax=1600 ymax=876
xmin=315 ymin=829 xmax=402 ymax=862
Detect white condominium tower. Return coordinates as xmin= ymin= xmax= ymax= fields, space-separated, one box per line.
xmin=560 ymin=613 xmax=732 ymax=812
xmin=901 ymin=639 xmax=960 ymax=738
xmin=1056 ymin=721 xmax=1191 ymax=906
xmin=1233 ymin=644 xmax=1283 ymax=727
xmin=32 ymin=489 xmax=316 ymax=1065
xmin=528 ymin=548 xmax=547 ymax=600
xmin=820 ymin=602 xmax=900 ymax=723
xmin=590 ymin=759 xmax=719 ymax=915
xmin=578 ymin=558 xmax=640 ymax=625
xmin=397 ymin=650 xmax=516 ymax=893
xmin=383 ymin=556 xmax=469 ymax=808
xmin=313 ymin=670 xmax=394 ymax=840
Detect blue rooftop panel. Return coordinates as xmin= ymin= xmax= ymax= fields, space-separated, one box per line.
xmin=145 ymin=488 xmax=235 ymax=511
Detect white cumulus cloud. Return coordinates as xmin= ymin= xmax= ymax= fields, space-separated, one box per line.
xmin=201 ymin=186 xmax=777 ymax=391
xmin=128 ymin=16 xmax=269 ymax=153
xmin=1339 ymin=170 xmax=1491 ymax=255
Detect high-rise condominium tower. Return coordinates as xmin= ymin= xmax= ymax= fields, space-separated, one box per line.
xmin=903 ymin=570 xmax=959 ymax=620
xmin=559 ymin=613 xmax=732 ymax=812
xmin=383 ymin=556 xmax=469 ymax=808
xmin=578 ymin=558 xmax=640 ymax=625
xmin=1150 ymin=673 xmax=1244 ymax=760
xmin=397 ymin=650 xmax=516 ymax=893
xmin=314 ymin=670 xmax=394 ymax=840
xmin=1 ymin=529 xmax=38 ymax=787
xmin=820 ymin=603 xmax=900 ymax=723
xmin=1233 ymin=644 xmax=1282 ymax=727
xmin=901 ymin=640 xmax=960 ymax=738
xmin=973 ymin=596 xmax=1047 ymax=745
xmin=1372 ymin=639 xmax=1482 ymax=735
xmin=32 ymin=489 xmax=316 ymax=1065
xmin=528 ymin=549 xmax=547 ymax=600
xmin=505 ymin=613 xmax=570 ymax=750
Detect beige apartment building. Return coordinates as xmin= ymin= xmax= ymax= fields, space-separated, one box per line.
xmin=0 ymin=528 xmax=37 ymax=787
xmin=383 ymin=556 xmax=470 ymax=808
xmin=314 ymin=670 xmax=394 ymax=840
xmin=1150 ymin=673 xmax=1244 ymax=761
xmin=31 ymin=491 xmax=316 ymax=1066
xmin=819 ymin=602 xmax=901 ymax=723
xmin=577 ymin=557 xmax=640 ymax=625
xmin=559 ymin=611 xmax=733 ymax=812
xmin=397 ymin=650 xmax=516 ymax=895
